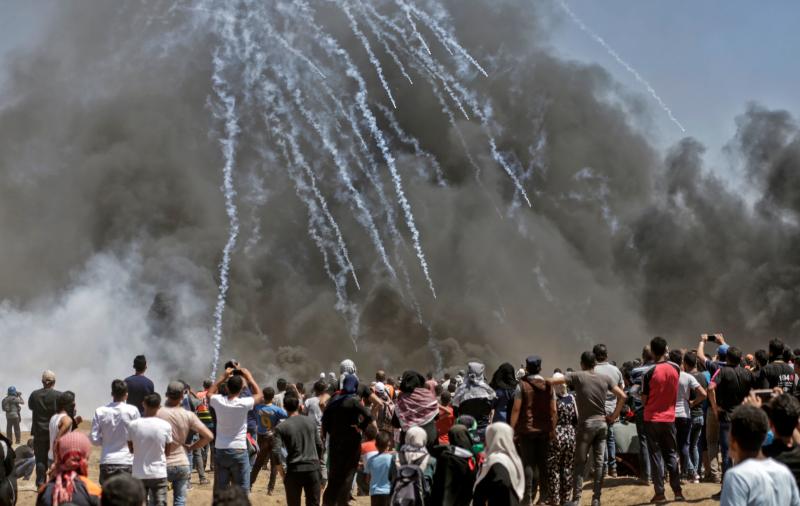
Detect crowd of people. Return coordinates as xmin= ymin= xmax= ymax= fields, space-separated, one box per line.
xmin=2 ymin=334 xmax=800 ymax=505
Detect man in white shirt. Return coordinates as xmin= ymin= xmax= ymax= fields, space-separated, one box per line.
xmin=208 ymin=364 xmax=263 ymax=494
xmin=157 ymin=381 xmax=213 ymax=506
xmin=127 ymin=393 xmax=173 ymax=506
xmin=720 ymin=404 xmax=800 ymax=506
xmin=90 ymin=379 xmax=140 ymax=485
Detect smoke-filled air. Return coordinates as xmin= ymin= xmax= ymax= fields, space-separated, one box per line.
xmin=2 ymin=0 xmax=800 ymax=412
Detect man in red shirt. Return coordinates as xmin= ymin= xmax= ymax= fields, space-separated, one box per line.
xmin=641 ymin=336 xmax=684 ymax=503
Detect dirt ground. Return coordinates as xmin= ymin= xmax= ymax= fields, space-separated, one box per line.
xmin=14 ymin=427 xmax=721 ymax=505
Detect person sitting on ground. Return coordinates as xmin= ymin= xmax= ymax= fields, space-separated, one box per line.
xmin=14 ymin=439 xmax=36 ymax=481
xmin=90 ymin=379 xmax=140 ymax=485
xmin=127 ymin=393 xmax=173 ymax=506
xmin=471 ymin=422 xmax=523 ymax=506
xmin=36 ymin=431 xmax=101 ymax=506
xmin=720 ymin=404 xmax=800 ymax=505
xmin=452 ymin=362 xmax=496 ymax=443
xmin=100 ymin=473 xmax=146 ymax=506
xmin=125 ymin=355 xmax=154 ymax=416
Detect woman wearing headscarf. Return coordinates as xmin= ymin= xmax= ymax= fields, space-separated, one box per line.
xmin=472 ymin=423 xmax=524 ymax=506
xmin=490 ymin=363 xmax=518 ymax=423
xmin=322 ymin=374 xmax=373 ymax=506
xmin=36 ymin=431 xmax=101 ymax=506
xmin=452 ymin=362 xmax=496 ymax=442
xmin=546 ymin=373 xmax=578 ymax=506
xmin=431 ymin=425 xmax=477 ymax=506
xmin=390 ymin=426 xmax=437 ymax=502
xmin=393 ymin=371 xmax=439 ymax=452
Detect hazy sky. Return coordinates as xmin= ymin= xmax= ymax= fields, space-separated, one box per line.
xmin=2 ymin=0 xmax=797 ymax=169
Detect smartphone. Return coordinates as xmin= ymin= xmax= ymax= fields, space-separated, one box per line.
xmin=752 ymin=389 xmax=774 ymax=401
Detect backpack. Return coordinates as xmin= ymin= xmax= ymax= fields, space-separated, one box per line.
xmin=390 ymin=462 xmax=426 ymax=506
xmin=377 ymin=399 xmax=396 ymax=433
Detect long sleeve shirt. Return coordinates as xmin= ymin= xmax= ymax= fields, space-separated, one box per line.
xmin=272 ymin=414 xmax=322 ymax=473
xmin=90 ymin=401 xmax=140 ymax=465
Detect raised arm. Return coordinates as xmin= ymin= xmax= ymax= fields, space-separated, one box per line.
xmin=240 ymin=368 xmax=263 ymax=405
xmin=207 ymin=368 xmax=234 ymax=396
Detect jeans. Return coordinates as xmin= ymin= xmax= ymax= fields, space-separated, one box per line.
xmin=689 ymin=415 xmax=704 ymax=477
xmin=215 ymin=448 xmax=251 ymax=494
xmin=285 ymin=469 xmax=322 ymax=506
xmin=142 ymin=477 xmax=168 ymax=506
xmin=573 ymin=418 xmax=607 ymax=502
xmin=14 ymin=457 xmax=35 ymax=480
xmin=675 ymin=417 xmax=692 ymax=476
xmin=634 ymin=411 xmax=651 ymax=481
xmin=99 ymin=464 xmax=133 ymax=486
xmin=33 ymin=433 xmax=50 ymax=487
xmin=251 ymin=433 xmax=280 ymax=492
xmin=5 ymin=415 xmax=20 ymax=444
xmin=719 ymin=416 xmax=732 ymax=474
xmin=605 ymin=421 xmax=617 ymax=472
xmin=518 ymin=432 xmax=550 ymax=504
xmin=167 ymin=465 xmax=191 ymax=506
xmin=644 ymin=421 xmax=682 ymax=496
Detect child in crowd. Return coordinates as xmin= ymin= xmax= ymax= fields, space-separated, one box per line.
xmin=366 ymin=431 xmax=394 ymax=506
xmin=358 ymin=425 xmax=379 ymax=495
xmin=437 ymin=391 xmax=455 ymax=445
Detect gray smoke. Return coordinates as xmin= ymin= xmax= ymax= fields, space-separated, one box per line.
xmin=1 ymin=0 xmax=797 ymax=412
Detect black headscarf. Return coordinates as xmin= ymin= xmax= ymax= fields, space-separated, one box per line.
xmin=400 ymin=370 xmax=426 ymax=394
xmin=489 ymin=362 xmax=518 ymax=391
xmin=448 ymin=425 xmax=473 ymax=453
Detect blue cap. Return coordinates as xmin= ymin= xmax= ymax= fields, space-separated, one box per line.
xmin=7 ymin=386 xmax=16 ymax=395
xmin=717 ymin=344 xmax=730 ymax=357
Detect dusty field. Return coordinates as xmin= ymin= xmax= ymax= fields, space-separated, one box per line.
xmin=13 ymin=427 xmax=721 ymax=505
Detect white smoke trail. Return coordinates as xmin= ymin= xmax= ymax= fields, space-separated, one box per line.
xmin=342 ymin=2 xmax=397 ymax=109
xmin=394 ymin=0 xmax=432 ymax=55
xmin=555 ymin=0 xmax=686 ymax=133
xmin=209 ymin=11 xmax=241 ymax=379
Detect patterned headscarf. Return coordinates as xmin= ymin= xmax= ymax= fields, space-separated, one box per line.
xmin=51 ymin=431 xmax=91 ymax=506
xmin=452 ymin=362 xmax=496 ymax=407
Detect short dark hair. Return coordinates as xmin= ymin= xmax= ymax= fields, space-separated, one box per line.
xmin=642 ymin=345 xmax=654 ymax=363
xmin=277 ymin=378 xmax=288 ymax=391
xmin=57 ymin=391 xmax=76 ymax=412
xmin=730 ymin=404 xmax=769 ymax=452
xmin=203 ymin=379 xmax=213 ymax=389
xmin=683 ymin=351 xmax=697 ymax=370
xmin=284 ymin=396 xmax=300 ymax=414
xmin=580 ymin=351 xmax=597 ymax=369
xmin=376 ymin=431 xmax=392 ymax=452
xmin=440 ymin=390 xmax=451 ymax=406
xmin=668 ymin=349 xmax=683 ymax=365
xmin=765 ymin=394 xmax=800 ymax=437
xmin=443 ymin=373 xmax=451 ymax=380
xmin=769 ymin=339 xmax=785 ymax=360
xmin=447 ymin=382 xmax=456 ymax=393
xmin=101 ymin=473 xmax=146 ymax=506
xmin=227 ymin=375 xmax=244 ymax=395
xmin=650 ymin=337 xmax=667 ymax=357
xmin=133 ymin=355 xmax=147 ymax=373
xmin=364 ymin=424 xmax=378 ymax=440
xmin=727 ymin=346 xmax=743 ymax=366
xmin=144 ymin=393 xmax=161 ymax=409
xmin=426 ymin=372 xmax=433 ymax=380
xmin=213 ymin=484 xmax=252 ymax=506
xmin=313 ymin=380 xmax=327 ymax=394
xmin=592 ymin=344 xmax=608 ymax=362
xmin=263 ymin=387 xmax=275 ymax=402
xmin=111 ymin=379 xmax=128 ymax=399
xmin=434 ymin=384 xmax=443 ymax=396
xmin=376 ymin=370 xmax=386 ymax=382
xmin=754 ymin=349 xmax=768 ymax=367
xmin=296 ymin=382 xmax=305 ymax=394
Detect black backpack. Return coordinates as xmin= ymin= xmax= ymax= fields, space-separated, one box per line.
xmin=390 ymin=456 xmax=427 ymax=506
xmin=0 ymin=434 xmax=17 ymax=506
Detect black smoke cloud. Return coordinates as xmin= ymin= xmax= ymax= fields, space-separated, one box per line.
xmin=1 ymin=0 xmax=798 ymax=409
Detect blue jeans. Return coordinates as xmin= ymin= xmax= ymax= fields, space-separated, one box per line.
xmin=719 ymin=416 xmax=732 ymax=474
xmin=167 ymin=465 xmax=191 ymax=506
xmin=675 ymin=417 xmax=692 ymax=476
xmin=689 ymin=415 xmax=704 ymax=476
xmin=635 ymin=411 xmax=651 ymax=481
xmin=215 ymin=448 xmax=251 ymax=494
xmin=605 ymin=421 xmax=617 ymax=472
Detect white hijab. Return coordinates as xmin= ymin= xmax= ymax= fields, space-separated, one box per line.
xmin=397 ymin=426 xmax=431 ymax=471
xmin=474 ymin=422 xmax=525 ymax=501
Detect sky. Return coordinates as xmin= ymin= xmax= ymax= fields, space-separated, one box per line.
xmin=1 ymin=0 xmax=798 ymax=174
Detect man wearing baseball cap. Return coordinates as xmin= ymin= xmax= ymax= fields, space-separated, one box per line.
xmin=28 ymin=370 xmax=61 ymax=487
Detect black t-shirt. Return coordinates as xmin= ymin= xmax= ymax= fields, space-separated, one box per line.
xmin=27 ymin=388 xmax=61 ymax=437
xmin=690 ymin=371 xmax=709 ymax=418
xmin=763 ymin=442 xmax=800 ymax=489
xmin=711 ymin=366 xmax=755 ymax=415
xmin=758 ymin=362 xmax=795 ymax=393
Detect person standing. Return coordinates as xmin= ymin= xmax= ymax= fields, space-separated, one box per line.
xmin=669 ymin=349 xmax=706 ymax=482
xmin=2 ymin=387 xmax=23 ymax=445
xmin=683 ymin=351 xmax=708 ymax=483
xmin=157 ymin=381 xmax=214 ymax=506
xmin=628 ymin=346 xmax=654 ymax=484
xmin=195 ymin=379 xmax=216 ymax=476
xmin=251 ymin=387 xmax=287 ymax=495
xmin=593 ymin=344 xmax=624 ymax=478
xmin=304 ymin=380 xmax=330 ymax=488
xmin=127 ymin=393 xmax=173 ymax=506
xmin=321 ymin=374 xmax=373 ymax=506
xmin=452 ymin=362 xmax=496 ymax=443
xmin=90 ymin=379 xmax=141 ymax=485
xmin=28 ymin=370 xmax=60 ymax=487
xmin=125 ymin=355 xmax=155 ymax=416
xmin=548 ymin=351 xmax=626 ymax=506
xmin=641 ymin=336 xmax=684 ymax=503
xmin=274 ymin=396 xmax=323 ymax=506
xmin=758 ymin=338 xmax=795 ymax=393
xmin=489 ymin=363 xmax=518 ymax=424
xmin=49 ymin=391 xmax=81 ymax=465
xmin=208 ymin=364 xmax=263 ymax=494
xmin=509 ymin=355 xmax=555 ymax=505
xmin=546 ymin=372 xmax=578 ymax=506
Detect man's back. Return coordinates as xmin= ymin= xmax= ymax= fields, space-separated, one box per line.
xmin=125 ymin=375 xmax=154 ymax=415
xmin=210 ymin=394 xmax=255 ymax=449
xmin=566 ymin=370 xmax=614 ymax=424
xmin=720 ymin=457 xmax=800 ymax=505
xmin=759 ymin=362 xmax=795 ymax=393
xmin=157 ymin=405 xmax=206 ymax=467
xmin=127 ymin=417 xmax=173 ymax=480
xmin=594 ymin=362 xmax=624 ymax=415
xmin=28 ymin=388 xmax=60 ymax=436
xmin=713 ymin=366 xmax=755 ymax=415
xmin=91 ymin=401 xmax=140 ymax=465
xmin=255 ymin=403 xmax=287 ymax=435
xmin=274 ymin=415 xmax=321 ymax=472
xmin=642 ymin=362 xmax=680 ymax=423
